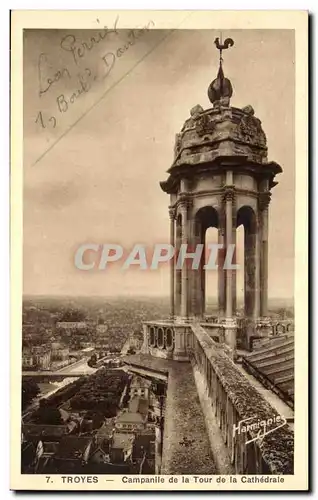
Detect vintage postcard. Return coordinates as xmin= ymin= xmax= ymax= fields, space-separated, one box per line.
xmin=10 ymin=10 xmax=308 ymax=491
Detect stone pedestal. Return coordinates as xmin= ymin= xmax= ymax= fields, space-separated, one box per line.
xmin=255 ymin=317 xmax=273 ymax=337
xmin=241 ymin=317 xmax=273 ymax=350
xmin=173 ymin=324 xmax=190 ymax=361
xmin=223 ymin=318 xmax=237 ymax=354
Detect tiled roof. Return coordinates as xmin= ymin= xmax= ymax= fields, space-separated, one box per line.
xmin=133 ymin=433 xmax=156 ymax=459
xmin=242 ymin=333 xmax=294 ymax=409
xmin=93 ymin=437 xmax=110 ymax=453
xmin=23 ymin=424 xmax=67 ymax=440
xmin=131 ymin=375 xmax=152 ymax=388
xmin=112 ymin=432 xmax=135 ymax=449
xmin=59 ymin=408 xmax=70 ymax=423
xmin=117 ymin=412 xmax=145 ymax=424
xmin=96 ymin=421 xmax=114 ymax=439
xmin=21 ymin=441 xmax=36 ymax=466
xmin=129 ymin=397 xmax=149 ymax=415
xmin=55 ymin=436 xmax=93 ymax=459
xmin=124 ymin=355 xmax=169 ymax=376
xmin=83 ymin=462 xmax=132 ymax=474
xmin=42 ymin=442 xmax=59 ymax=454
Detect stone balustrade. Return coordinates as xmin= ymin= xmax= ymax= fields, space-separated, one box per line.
xmin=272 ymin=321 xmax=294 ymax=336
xmin=189 ymin=323 xmax=294 ymax=475
xmin=143 ymin=321 xmax=191 ymax=361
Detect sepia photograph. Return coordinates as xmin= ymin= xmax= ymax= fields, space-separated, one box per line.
xmin=10 ymin=10 xmax=308 ymax=491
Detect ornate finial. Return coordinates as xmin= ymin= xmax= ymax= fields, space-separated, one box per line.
xmin=208 ymin=35 xmax=234 ymax=106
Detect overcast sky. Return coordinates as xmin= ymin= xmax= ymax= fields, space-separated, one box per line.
xmin=23 ymin=27 xmax=295 ymax=298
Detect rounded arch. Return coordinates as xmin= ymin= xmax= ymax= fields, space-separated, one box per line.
xmin=149 ymin=326 xmax=156 ymax=347
xmin=192 ymin=206 xmax=219 ymax=318
xmin=157 ymin=327 xmax=164 ymax=348
xmin=166 ymin=327 xmax=174 ymax=350
xmin=236 ymin=205 xmax=257 ymax=234
xmin=195 ymin=205 xmax=219 ymax=231
xmin=236 ymin=206 xmax=258 ymax=318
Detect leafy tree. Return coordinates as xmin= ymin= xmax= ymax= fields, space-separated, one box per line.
xmin=33 ymin=406 xmax=64 ymax=425
xmin=88 ymin=353 xmax=97 ymax=367
xmin=21 ymin=379 xmax=40 ymax=410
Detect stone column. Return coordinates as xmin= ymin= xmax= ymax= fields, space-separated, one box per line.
xmin=253 ymin=212 xmax=261 ymax=318
xmin=218 ymin=227 xmax=225 ymax=317
xmin=169 ymin=207 xmax=175 ymax=318
xmin=180 ymin=199 xmax=189 ymax=319
xmin=199 ymin=223 xmax=206 ymax=318
xmin=224 ymin=187 xmax=234 ymax=318
xmin=260 ymin=193 xmax=270 ymax=317
xmin=192 ymin=219 xmax=204 ymax=318
xmin=232 ymin=223 xmax=237 ymax=316
xmin=223 ymin=176 xmax=237 ymax=352
xmin=175 ymin=215 xmax=182 ymax=316
xmin=190 ymin=216 xmax=200 ymax=318
xmin=244 ymin=229 xmax=255 ymax=317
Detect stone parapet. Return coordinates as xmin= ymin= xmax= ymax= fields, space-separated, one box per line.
xmin=189 ymin=323 xmax=294 ymax=474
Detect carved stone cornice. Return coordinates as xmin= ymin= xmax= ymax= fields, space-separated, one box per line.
xmin=236 ymin=113 xmax=267 ymax=148
xmin=194 ymin=113 xmax=216 ymax=136
xmin=258 ymin=191 xmax=271 ymax=211
xmin=177 ymin=192 xmax=192 ymax=211
xmin=175 ymin=187 xmax=259 ymax=202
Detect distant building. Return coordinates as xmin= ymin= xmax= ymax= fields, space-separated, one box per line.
xmin=129 ymin=375 xmax=152 ymax=400
xmin=80 ymin=342 xmax=95 ymax=350
xmin=56 ymin=321 xmax=87 ymax=330
xmin=22 ymin=346 xmax=51 ymax=370
xmin=33 ymin=350 xmax=51 ymax=370
xmin=128 ymin=397 xmax=149 ymax=418
xmin=110 ymin=433 xmax=135 ymax=463
xmin=89 ymin=441 xmax=110 ymax=465
xmin=132 ymin=430 xmax=156 ymax=463
xmin=51 ymin=342 xmax=69 ymax=361
xmin=96 ymin=324 xmax=108 ymax=334
xmin=54 ymin=436 xmax=93 ymax=471
xmin=22 ymin=350 xmax=34 ymax=368
xmin=81 ymin=346 xmax=95 ymax=358
xmin=129 ymin=332 xmax=143 ymax=351
xmin=22 ymin=422 xmax=77 ymax=443
xmin=21 ymin=441 xmax=37 ymax=474
xmin=35 ymin=441 xmax=59 ymax=461
xmin=115 ymin=412 xmax=147 ymax=433
xmin=96 ymin=420 xmax=115 ymax=438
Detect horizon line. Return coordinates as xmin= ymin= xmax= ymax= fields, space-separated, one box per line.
xmin=22 ymin=293 xmax=294 ymax=301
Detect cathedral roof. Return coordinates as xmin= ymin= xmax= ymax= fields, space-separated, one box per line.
xmin=242 ymin=334 xmax=294 ymax=409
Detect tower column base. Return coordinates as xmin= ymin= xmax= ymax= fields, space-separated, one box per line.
xmin=223 ymin=318 xmax=237 ymax=354
xmin=255 ymin=317 xmax=273 ymax=337
xmin=242 ymin=317 xmax=273 ymax=350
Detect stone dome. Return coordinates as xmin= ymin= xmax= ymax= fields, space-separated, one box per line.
xmin=208 ymin=64 xmax=233 ymax=104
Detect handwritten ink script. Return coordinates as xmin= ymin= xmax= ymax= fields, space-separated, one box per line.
xmin=232 ymin=414 xmax=293 ymax=447
xmin=33 ymin=17 xmax=155 ymax=134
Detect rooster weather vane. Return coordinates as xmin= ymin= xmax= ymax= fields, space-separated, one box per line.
xmin=214 ymin=36 xmax=234 ymax=62
xmin=208 ymin=36 xmax=235 ymax=105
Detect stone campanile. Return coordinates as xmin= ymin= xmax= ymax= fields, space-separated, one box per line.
xmin=160 ymin=37 xmax=282 ymax=350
